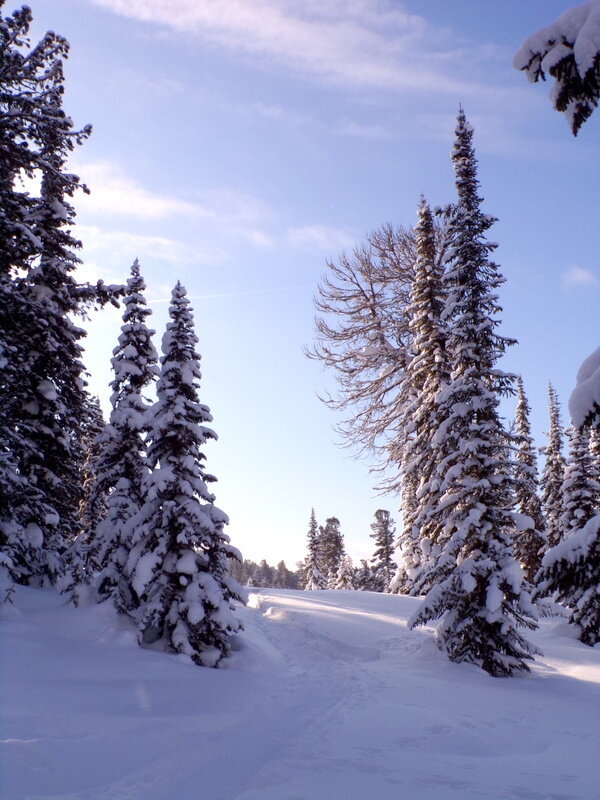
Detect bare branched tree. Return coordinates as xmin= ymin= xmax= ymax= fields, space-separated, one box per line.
xmin=307 ymin=220 xmax=447 ymax=486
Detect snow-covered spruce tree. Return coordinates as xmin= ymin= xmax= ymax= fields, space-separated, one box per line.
xmin=254 ymin=560 xmax=275 ymax=588
xmin=273 ymin=560 xmax=299 ymax=589
xmin=590 ymin=427 xmax=600 ymax=507
xmin=514 ymin=1 xmax=600 ymax=136
xmin=408 ymin=111 xmax=539 ymax=677
xmin=537 ymin=514 xmax=600 ymax=645
xmin=389 ymin=455 xmax=418 ymax=594
xmin=369 ymin=509 xmax=397 ymax=592
xmin=391 ymin=198 xmax=449 ymax=596
xmin=354 ymin=559 xmax=374 ymax=591
xmin=0 ymin=7 xmax=69 ymax=589
xmin=303 ymin=509 xmax=326 ymax=590
xmin=18 ymin=78 xmax=94 ymax=558
xmin=61 ymin=395 xmax=107 ymax=597
xmin=77 ymin=396 xmax=107 ymax=545
xmin=318 ymin=516 xmax=344 ymax=579
xmin=540 ymin=356 xmax=600 ymax=645
xmin=558 ymin=426 xmax=599 ymax=541
xmin=512 ymin=376 xmax=547 ymax=582
xmin=81 ymin=260 xmax=158 ymax=609
xmin=0 ymin=7 xmax=119 ymax=591
xmin=540 ymin=384 xmax=567 ymax=549
xmin=124 ymin=282 xmax=244 ymax=667
xmin=570 ymin=347 xmax=600 ymax=433
xmin=536 ymin=424 xmax=600 ymax=644
xmin=335 ymin=555 xmax=355 ymax=590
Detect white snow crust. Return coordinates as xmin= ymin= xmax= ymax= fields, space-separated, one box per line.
xmin=514 ymin=1 xmax=600 ymax=78
xmin=2 ymin=587 xmax=600 ymax=799
xmin=569 ymin=346 xmax=600 ymax=427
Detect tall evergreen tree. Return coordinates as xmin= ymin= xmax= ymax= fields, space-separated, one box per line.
xmin=589 ymin=427 xmax=600 ymax=507
xmin=513 ymin=376 xmax=547 ymax=582
xmin=335 ymin=555 xmax=355 ymax=590
xmin=536 ymin=424 xmax=600 ymax=645
xmin=0 ymin=6 xmax=72 ymax=588
xmin=77 ymin=396 xmax=107 ymax=546
xmin=318 ymin=516 xmax=344 ymax=579
xmin=393 ymin=198 xmax=449 ymax=595
xmin=354 ymin=559 xmax=374 ymax=591
xmin=273 ymin=560 xmax=299 ymax=589
xmin=124 ymin=283 xmax=244 ymax=666
xmin=83 ymin=260 xmax=158 ymax=609
xmin=303 ymin=509 xmax=326 ymax=590
xmin=409 ymin=111 xmax=538 ymax=677
xmin=19 ymin=76 xmax=93 ymax=551
xmin=61 ymin=395 xmax=106 ymax=599
xmin=389 ymin=458 xmax=418 ymax=594
xmin=558 ymin=426 xmax=598 ymax=541
xmin=369 ymin=509 xmax=397 ymax=592
xmin=0 ymin=5 xmax=119 ymax=591
xmin=540 ymin=384 xmax=567 ymax=549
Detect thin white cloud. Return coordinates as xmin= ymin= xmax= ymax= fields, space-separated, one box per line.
xmin=287 ymin=224 xmax=356 ymax=254
xmin=563 ymin=265 xmax=599 ymax=288
xmin=337 ymin=119 xmax=392 ymax=140
xmin=74 ymin=162 xmax=205 ymax=220
xmin=89 ymin=0 xmax=501 ymax=97
xmin=147 ymin=284 xmax=313 ymax=304
xmin=73 ymin=161 xmax=275 ymax=247
xmin=122 ymin=71 xmax=185 ymax=96
xmin=77 ymin=224 xmax=228 ymax=266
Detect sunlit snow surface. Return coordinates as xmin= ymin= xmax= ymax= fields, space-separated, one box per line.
xmin=2 ymin=587 xmax=600 ymax=799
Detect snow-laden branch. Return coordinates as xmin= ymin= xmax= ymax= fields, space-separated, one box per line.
xmin=514 ymin=1 xmax=600 ymax=134
xmin=569 ymin=346 xmax=600 ymax=428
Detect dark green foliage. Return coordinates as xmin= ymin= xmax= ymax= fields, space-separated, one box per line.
xmin=540 ymin=384 xmax=567 ymax=550
xmin=318 ymin=516 xmax=344 ymax=579
xmin=354 ymin=559 xmax=375 ymax=591
xmin=392 ymin=198 xmax=449 ymax=596
xmin=0 ymin=2 xmax=121 ymax=590
xmin=369 ymin=510 xmax=397 ymax=592
xmin=408 ymin=111 xmax=538 ymax=677
xmin=126 ymin=283 xmax=244 ymax=667
xmin=514 ymin=6 xmax=600 ymax=136
xmin=228 ymin=558 xmax=300 ymax=589
xmin=513 ymin=376 xmax=546 ymax=583
xmin=302 ymin=509 xmax=326 ymax=590
xmin=83 ymin=260 xmax=158 ymax=609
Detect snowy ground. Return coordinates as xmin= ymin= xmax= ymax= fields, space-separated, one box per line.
xmin=2 ymin=588 xmax=600 ymax=800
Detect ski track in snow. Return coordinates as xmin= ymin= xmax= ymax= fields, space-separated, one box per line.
xmin=1 ymin=587 xmax=600 ymax=800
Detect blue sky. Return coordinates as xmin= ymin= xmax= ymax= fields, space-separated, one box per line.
xmin=30 ymin=0 xmax=600 ymax=568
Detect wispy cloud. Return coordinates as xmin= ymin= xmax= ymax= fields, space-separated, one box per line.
xmin=337 ymin=119 xmax=392 ymax=140
xmin=75 ymin=162 xmax=208 ymax=220
xmin=287 ymin=224 xmax=356 ymax=254
xmin=147 ymin=284 xmax=312 ymax=304
xmin=563 ymin=265 xmax=599 ymax=288
xmin=77 ymin=224 xmax=228 ymax=266
xmin=73 ymin=161 xmax=275 ymax=247
xmin=89 ymin=0 xmax=504 ymax=98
